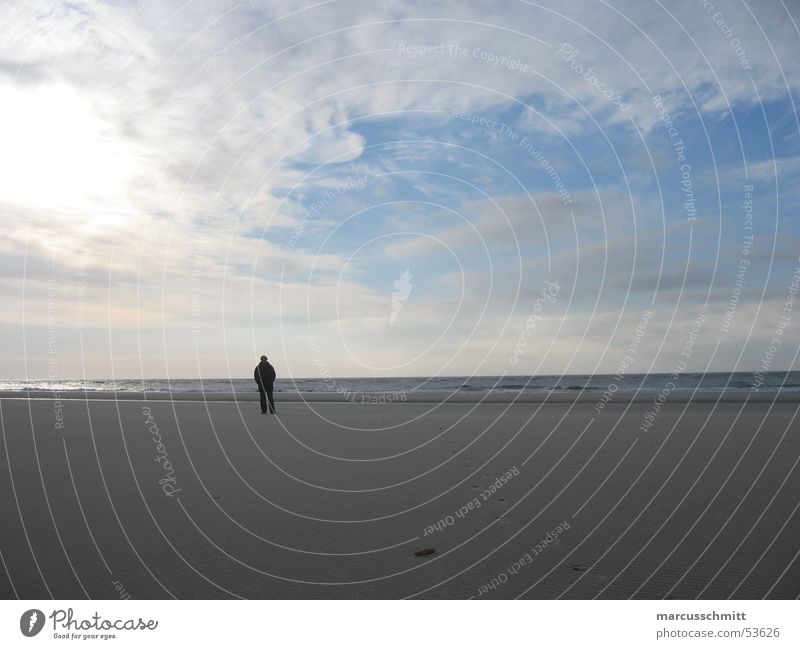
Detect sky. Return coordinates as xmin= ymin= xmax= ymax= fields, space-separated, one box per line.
xmin=2 ymin=0 xmax=799 ymax=380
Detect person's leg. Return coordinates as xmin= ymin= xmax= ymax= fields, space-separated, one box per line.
xmin=259 ymin=389 xmax=267 ymax=413
xmin=266 ymin=385 xmax=276 ymax=413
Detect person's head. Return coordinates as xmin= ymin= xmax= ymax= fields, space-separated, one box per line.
xmin=260 ymin=355 xmax=268 ymax=362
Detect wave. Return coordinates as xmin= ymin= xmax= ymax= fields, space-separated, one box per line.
xmin=4 ymin=372 xmax=800 ymax=395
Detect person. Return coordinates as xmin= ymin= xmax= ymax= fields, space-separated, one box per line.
xmin=254 ymin=355 xmax=277 ymax=414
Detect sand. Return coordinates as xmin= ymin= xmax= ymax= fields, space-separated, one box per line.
xmin=1 ymin=392 xmax=798 ymax=599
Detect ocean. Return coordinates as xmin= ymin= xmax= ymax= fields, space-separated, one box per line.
xmin=1 ymin=371 xmax=798 ymax=395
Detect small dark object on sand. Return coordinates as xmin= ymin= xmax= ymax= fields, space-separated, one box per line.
xmin=415 ymin=548 xmax=436 ymax=556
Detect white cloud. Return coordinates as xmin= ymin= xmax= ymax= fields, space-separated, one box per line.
xmin=2 ymin=0 xmax=798 ymax=376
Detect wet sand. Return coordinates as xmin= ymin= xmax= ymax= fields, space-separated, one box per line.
xmin=1 ymin=393 xmax=798 ymax=599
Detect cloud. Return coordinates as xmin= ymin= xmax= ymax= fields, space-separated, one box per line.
xmin=2 ymin=0 xmax=799 ymax=376
xmin=747 ymin=155 xmax=800 ymax=183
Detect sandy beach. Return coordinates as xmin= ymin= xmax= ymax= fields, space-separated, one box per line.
xmin=1 ymin=392 xmax=798 ymax=599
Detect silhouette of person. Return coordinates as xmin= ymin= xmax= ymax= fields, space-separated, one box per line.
xmin=254 ymin=355 xmax=277 ymax=414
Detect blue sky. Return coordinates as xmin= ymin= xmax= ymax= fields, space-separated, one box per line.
xmin=1 ymin=0 xmax=799 ymax=379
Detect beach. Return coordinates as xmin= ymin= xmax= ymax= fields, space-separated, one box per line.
xmin=1 ymin=391 xmax=798 ymax=599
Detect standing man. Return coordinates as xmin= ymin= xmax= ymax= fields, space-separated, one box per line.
xmin=254 ymin=355 xmax=277 ymax=414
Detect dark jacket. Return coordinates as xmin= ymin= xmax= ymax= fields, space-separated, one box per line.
xmin=254 ymin=361 xmax=276 ymax=389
